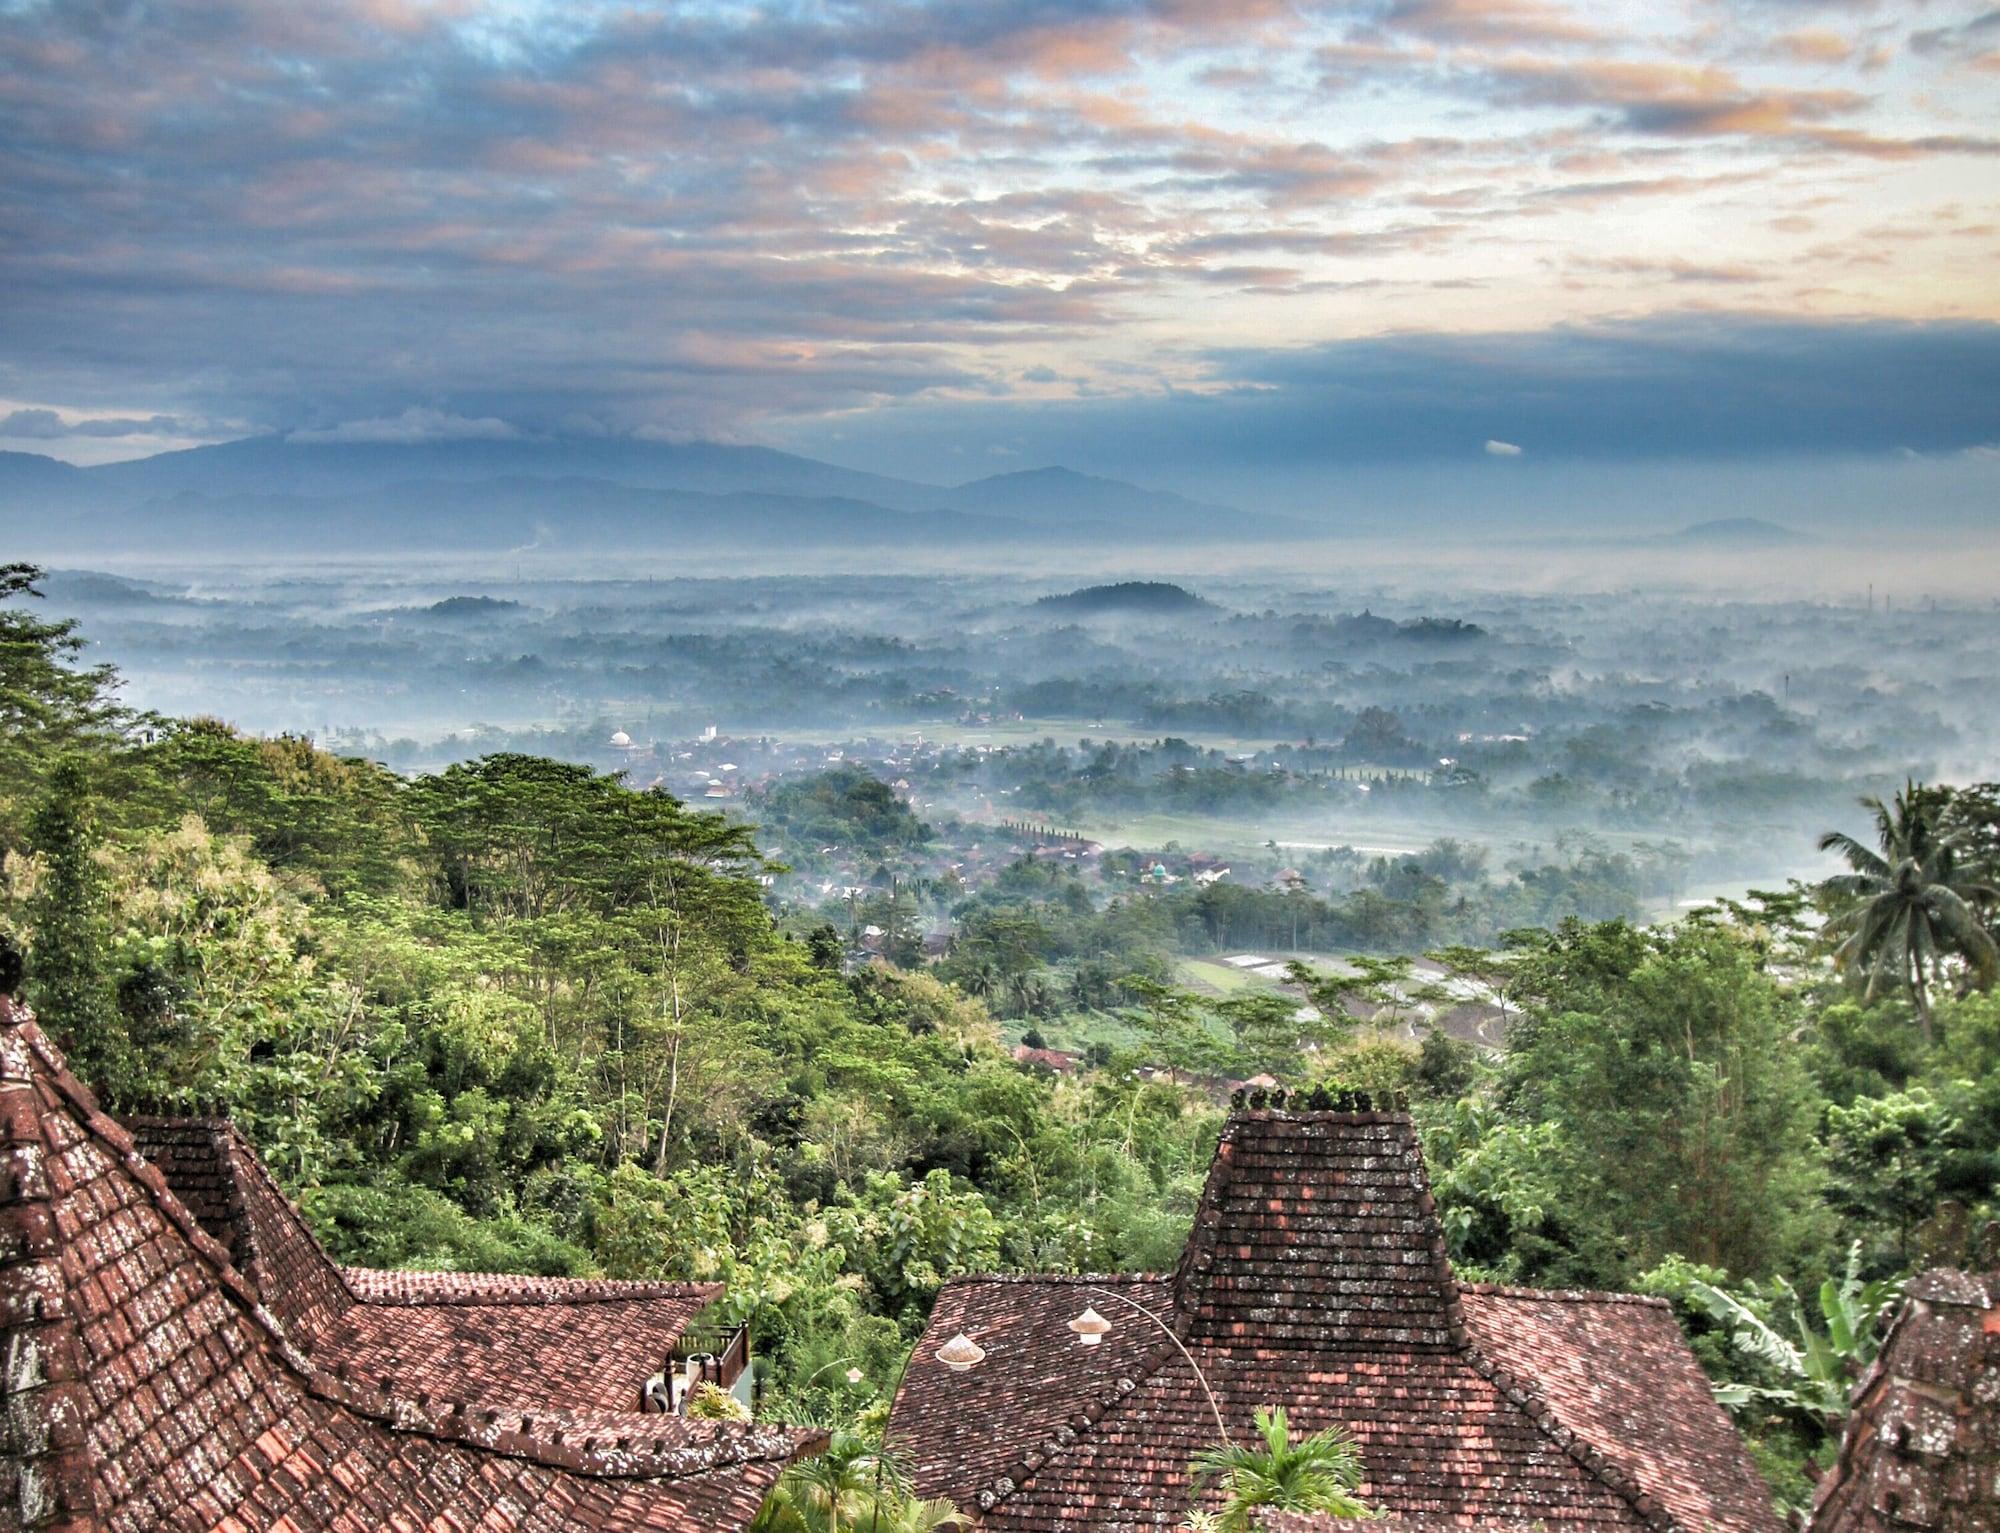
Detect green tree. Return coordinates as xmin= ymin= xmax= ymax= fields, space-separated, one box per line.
xmin=1187 ymin=1405 xmax=1370 ymax=1532
xmin=1689 ymin=1243 xmax=1900 ymax=1434
xmin=1125 ymin=979 xmax=1233 ymax=1084
xmin=1496 ymin=920 xmax=1825 ymax=1283
xmin=0 ymin=564 xmax=129 ymax=842
xmin=24 ymin=756 xmax=124 ymax=1092
xmin=1818 ymin=783 xmax=1998 ymax=1042
xmin=1822 ymin=1088 xmax=1960 ymax=1268
xmin=752 ymin=1434 xmax=957 ymax=1533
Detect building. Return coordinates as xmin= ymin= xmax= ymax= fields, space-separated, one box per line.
xmin=0 ymin=997 xmax=820 ymax=1533
xmin=889 ymin=1090 xmax=1780 ymax=1533
xmin=1805 ymin=1268 xmax=1999 ymax=1533
xmin=1009 ymin=1044 xmax=1081 ymax=1076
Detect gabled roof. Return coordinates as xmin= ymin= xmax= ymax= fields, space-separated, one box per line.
xmin=124 ymin=1116 xmax=719 ymax=1413
xmin=889 ymin=1095 xmax=1781 ymax=1533
xmin=0 ymin=998 xmax=819 ymax=1533
xmin=1807 ymin=1268 xmax=2000 ymax=1533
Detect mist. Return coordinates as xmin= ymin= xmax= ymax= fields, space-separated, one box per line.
xmin=30 ymin=539 xmax=1996 ymax=920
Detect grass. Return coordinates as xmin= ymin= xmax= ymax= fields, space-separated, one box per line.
xmin=1175 ymin=958 xmax=1259 ymax=995
xmin=1013 ymin=1008 xmax=1144 ymax=1056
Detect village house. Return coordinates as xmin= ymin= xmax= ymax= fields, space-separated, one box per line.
xmin=0 ymin=997 xmax=820 ymax=1533
xmin=889 ymin=1090 xmax=1784 ymax=1533
xmin=1009 ymin=1044 xmax=1082 ymax=1076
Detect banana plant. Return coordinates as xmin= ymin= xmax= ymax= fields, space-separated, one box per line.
xmin=1689 ymin=1242 xmax=1901 ymax=1426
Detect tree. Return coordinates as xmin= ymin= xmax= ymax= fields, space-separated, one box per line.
xmin=0 ymin=564 xmax=129 ymax=844
xmin=1125 ymin=979 xmax=1233 ymax=1083
xmin=1822 ymin=1088 xmax=1960 ymax=1268
xmin=24 ymin=756 xmax=124 ymax=1093
xmin=1494 ymin=920 xmax=1826 ymax=1283
xmin=1818 ymin=783 xmax=1998 ymax=1043
xmin=1187 ymin=1405 xmax=1370 ymax=1532
xmin=751 ymin=1434 xmax=958 ymax=1533
xmin=1216 ymin=990 xmax=1341 ymax=1082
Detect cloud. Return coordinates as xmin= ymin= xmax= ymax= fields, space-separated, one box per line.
xmin=1485 ymin=438 xmax=1524 ymax=455
xmin=1769 ymin=29 xmax=1856 ymax=65
xmin=1909 ymin=10 xmax=2000 ymax=61
xmin=780 ymin=316 xmax=2000 ymax=475
xmin=287 ymin=407 xmax=523 ymax=444
xmin=1380 ymin=0 xmax=1606 ymax=50
xmin=0 ymin=408 xmax=190 ymax=440
xmin=0 ymin=0 xmax=1993 ymax=446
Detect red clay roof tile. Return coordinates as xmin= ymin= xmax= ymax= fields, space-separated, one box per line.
xmin=123 ymin=1118 xmax=720 ymax=1414
xmin=1 ymin=998 xmax=819 ymax=1533
xmin=889 ymin=1097 xmax=1782 ymax=1533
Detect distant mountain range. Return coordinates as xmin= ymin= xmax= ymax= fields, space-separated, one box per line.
xmin=1665 ymin=517 xmax=1810 ymax=546
xmin=0 ymin=435 xmax=1291 ymax=554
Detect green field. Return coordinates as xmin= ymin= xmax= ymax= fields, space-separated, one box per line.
xmin=1175 ymin=958 xmax=1260 ymax=995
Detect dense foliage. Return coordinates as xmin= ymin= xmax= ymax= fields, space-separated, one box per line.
xmin=2 ymin=566 xmax=1995 ymax=1516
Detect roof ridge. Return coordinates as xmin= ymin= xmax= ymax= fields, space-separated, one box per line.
xmin=1171 ymin=1111 xmax=1244 ymax=1309
xmin=1 ymin=1003 xmax=820 ymax=1490
xmin=935 ymin=1270 xmax=1168 ymax=1289
xmin=1459 ymin=1280 xmax=1673 ymax=1309
xmin=122 ymin=1108 xmax=369 ymax=1326
xmin=338 ymin=1268 xmax=725 ymax=1307
xmin=301 ymin=1369 xmax=816 ymax=1478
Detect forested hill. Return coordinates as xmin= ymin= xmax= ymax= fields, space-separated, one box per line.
xmin=1034 ymin=580 xmax=1214 ymax=614
xmin=2 ymin=561 xmax=1997 ymax=1514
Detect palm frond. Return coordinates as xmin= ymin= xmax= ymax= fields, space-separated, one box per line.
xmin=1817 ymin=831 xmax=1889 ymax=879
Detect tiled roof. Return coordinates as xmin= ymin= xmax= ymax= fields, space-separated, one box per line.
xmin=0 ymin=998 xmax=820 ymax=1533
xmin=1258 ymin=1516 xmax=1556 ymax=1533
xmin=124 ymin=1117 xmax=719 ymax=1412
xmin=1460 ymin=1284 xmax=1782 ymax=1533
xmin=888 ymin=1093 xmax=1782 ymax=1533
xmin=1808 ymin=1269 xmax=2000 ymax=1533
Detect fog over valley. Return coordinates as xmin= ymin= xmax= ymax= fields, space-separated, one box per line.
xmin=34 ymin=549 xmax=1996 ymax=919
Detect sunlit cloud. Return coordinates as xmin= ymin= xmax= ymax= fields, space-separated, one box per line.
xmin=0 ymin=0 xmax=1993 ymax=457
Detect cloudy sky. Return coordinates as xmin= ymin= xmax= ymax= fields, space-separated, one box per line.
xmin=3 ymin=0 xmax=1997 ymax=491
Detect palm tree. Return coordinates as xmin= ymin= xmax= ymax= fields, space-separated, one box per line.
xmin=1818 ymin=783 xmax=1998 ymax=1043
xmin=959 ymin=959 xmax=1000 ymax=1004
xmin=753 ymin=1435 xmax=960 ymax=1533
xmin=1188 ymin=1405 xmax=1370 ymax=1533
xmin=753 ymin=1434 xmax=885 ymax=1533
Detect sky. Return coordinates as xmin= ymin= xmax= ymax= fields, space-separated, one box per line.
xmin=2 ymin=0 xmax=1998 ymax=494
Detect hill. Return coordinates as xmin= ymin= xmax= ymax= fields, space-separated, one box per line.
xmin=1034 ymin=580 xmax=1215 ymax=615
xmin=0 ymin=450 xmax=104 ymax=510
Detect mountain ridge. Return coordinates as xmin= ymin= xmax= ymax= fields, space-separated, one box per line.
xmin=0 ymin=436 xmax=1284 ymax=549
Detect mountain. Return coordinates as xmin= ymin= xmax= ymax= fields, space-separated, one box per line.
xmin=81 ymin=433 xmax=938 ymax=508
xmin=0 ymin=450 xmax=104 ymax=510
xmin=1666 ymin=517 xmax=1810 ymax=546
xmin=943 ymin=466 xmax=1290 ymax=536
xmin=4 ymin=477 xmax=1069 ymax=556
xmin=1 ymin=434 xmax=1284 ymax=555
